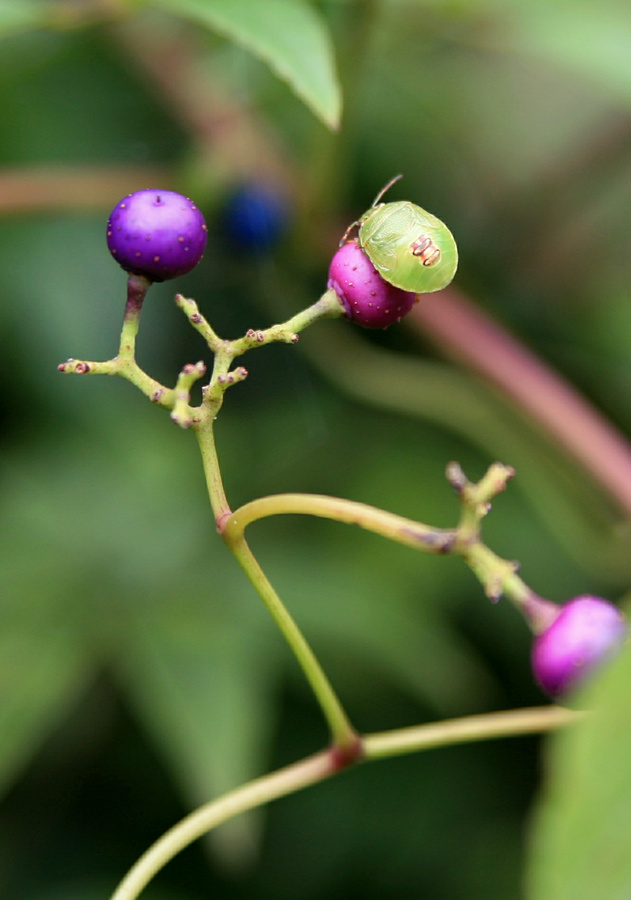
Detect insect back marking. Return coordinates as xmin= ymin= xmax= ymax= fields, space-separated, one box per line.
xmin=411 ymin=234 xmax=441 ymax=267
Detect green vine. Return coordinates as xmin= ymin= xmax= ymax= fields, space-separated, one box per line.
xmin=60 ymin=273 xmax=576 ymax=900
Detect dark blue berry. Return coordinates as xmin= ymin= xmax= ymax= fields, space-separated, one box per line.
xmin=223 ymin=182 xmax=289 ymax=250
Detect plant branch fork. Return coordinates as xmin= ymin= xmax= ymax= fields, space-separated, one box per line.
xmin=59 ymin=274 xmax=579 ymax=900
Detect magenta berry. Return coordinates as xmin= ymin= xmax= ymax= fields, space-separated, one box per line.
xmin=106 ymin=190 xmax=208 ymax=282
xmin=532 ymin=595 xmax=627 ymax=697
xmin=327 ymin=239 xmax=417 ymax=329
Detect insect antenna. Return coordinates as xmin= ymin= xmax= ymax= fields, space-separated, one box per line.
xmin=371 ymin=174 xmax=403 ymax=207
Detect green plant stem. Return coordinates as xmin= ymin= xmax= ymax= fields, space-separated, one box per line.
xmin=227 ymin=534 xmax=358 ymax=751
xmin=224 ymin=491 xmax=540 ymax=613
xmin=194 ymin=413 xmax=231 ymax=525
xmin=58 ymin=351 xmax=175 ymax=409
xmin=194 ymin=415 xmax=358 ymax=752
xmin=461 ymin=541 xmax=521 ymax=604
xmin=175 ymin=289 xmax=344 ymax=359
xmin=224 ymin=492 xmax=456 ymax=552
xmin=363 ymin=704 xmax=579 ymax=760
xmin=230 ymin=288 xmax=345 ymax=354
xmin=118 ymin=274 xmax=150 ymax=359
xmin=109 ymin=749 xmax=335 ymax=900
xmin=61 ymin=284 xmax=356 ymax=748
xmin=58 ymin=273 xmax=176 ymax=409
xmin=109 ymin=705 xmax=577 ymax=900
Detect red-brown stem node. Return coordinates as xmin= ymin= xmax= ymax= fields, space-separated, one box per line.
xmin=329 ymin=735 xmax=364 ymax=772
xmin=215 ymin=510 xmax=234 ymax=534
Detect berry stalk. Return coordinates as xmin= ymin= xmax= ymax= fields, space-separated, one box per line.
xmin=58 ymin=274 xmax=175 ymax=409
xmin=224 ymin=465 xmax=541 ymax=613
xmin=118 ymin=273 xmax=151 ymax=359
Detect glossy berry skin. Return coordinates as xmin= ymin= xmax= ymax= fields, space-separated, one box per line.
xmin=107 ymin=190 xmax=208 ymax=282
xmin=532 ymin=595 xmax=627 ymax=697
xmin=327 ymin=239 xmax=417 ymax=329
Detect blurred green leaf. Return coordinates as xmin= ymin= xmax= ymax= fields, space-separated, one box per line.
xmin=526 ymin=640 xmax=631 ymax=900
xmin=116 ymin=598 xmax=282 ymax=863
xmin=0 ymin=462 xmax=96 ymax=796
xmin=0 ymin=626 xmax=92 ymax=795
xmin=510 ymin=0 xmax=631 ymax=105
xmin=147 ymin=0 xmax=341 ymax=128
xmin=0 ymin=0 xmax=48 ymax=38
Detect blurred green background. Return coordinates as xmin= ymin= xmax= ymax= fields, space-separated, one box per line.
xmin=2 ymin=1 xmax=631 ymax=898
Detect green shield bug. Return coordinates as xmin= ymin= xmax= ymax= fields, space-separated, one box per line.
xmin=342 ymin=175 xmax=458 ymax=294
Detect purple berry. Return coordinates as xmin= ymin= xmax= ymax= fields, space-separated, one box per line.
xmin=532 ymin=595 xmax=627 ymax=697
xmin=327 ymin=239 xmax=417 ymax=329
xmin=106 ymin=190 xmax=208 ymax=282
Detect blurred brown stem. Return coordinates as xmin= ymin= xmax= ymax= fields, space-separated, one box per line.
xmin=0 ymin=165 xmax=171 ymax=215
xmin=411 ymin=288 xmax=631 ymax=517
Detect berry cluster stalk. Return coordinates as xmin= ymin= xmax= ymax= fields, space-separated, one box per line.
xmin=62 ymin=275 xmax=581 ymax=900
xmin=60 ymin=201 xmax=599 ymax=898
xmin=61 ymin=276 xmax=549 ymax=758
